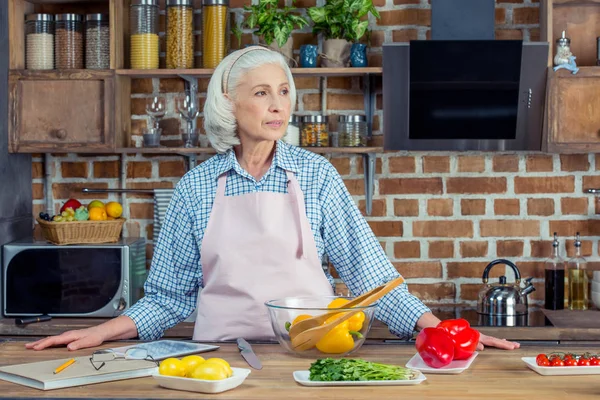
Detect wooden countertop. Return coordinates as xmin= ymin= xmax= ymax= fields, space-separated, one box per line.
xmin=1 ymin=340 xmax=600 ymax=399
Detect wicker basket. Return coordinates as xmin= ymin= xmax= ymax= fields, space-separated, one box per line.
xmin=36 ymin=217 xmax=126 ymax=245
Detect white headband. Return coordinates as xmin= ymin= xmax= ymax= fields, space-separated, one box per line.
xmin=221 ymin=46 xmax=272 ymax=94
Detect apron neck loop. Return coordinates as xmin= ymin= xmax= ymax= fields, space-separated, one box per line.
xmin=285 ymin=170 xmax=307 ymax=259
xmin=216 ymin=172 xmax=228 ymax=199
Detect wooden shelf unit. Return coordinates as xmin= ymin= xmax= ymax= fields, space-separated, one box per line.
xmin=116 ymin=67 xmax=383 ymax=78
xmin=42 ymin=146 xmax=384 ymax=154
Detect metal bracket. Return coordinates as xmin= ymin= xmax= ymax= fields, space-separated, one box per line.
xmin=362 ymin=73 xmax=376 ymax=141
xmin=179 ymin=74 xmax=199 ymax=133
xmin=184 ymin=154 xmax=198 ymax=172
xmin=362 ymin=153 xmax=376 ymax=216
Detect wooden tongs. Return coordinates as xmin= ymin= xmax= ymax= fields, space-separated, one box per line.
xmin=289 ymin=276 xmax=405 ymax=351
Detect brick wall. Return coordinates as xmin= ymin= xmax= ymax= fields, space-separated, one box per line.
xmin=33 ymin=0 xmax=600 ymax=307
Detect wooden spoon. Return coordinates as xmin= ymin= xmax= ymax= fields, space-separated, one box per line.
xmin=289 ymin=276 xmax=405 ymax=351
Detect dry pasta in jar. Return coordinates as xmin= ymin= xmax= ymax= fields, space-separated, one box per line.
xmin=166 ymin=0 xmax=194 ymax=69
xmin=301 ymin=115 xmax=329 ymax=147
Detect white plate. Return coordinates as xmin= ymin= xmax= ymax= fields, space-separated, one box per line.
xmin=293 ymin=370 xmax=426 ymax=386
xmin=153 ymin=367 xmax=251 ymax=394
xmin=405 ymin=352 xmax=478 ymax=374
xmin=522 ymin=357 xmax=600 ymax=376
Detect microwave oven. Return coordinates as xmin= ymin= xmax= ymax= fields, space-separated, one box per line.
xmin=2 ymin=238 xmax=147 ymax=317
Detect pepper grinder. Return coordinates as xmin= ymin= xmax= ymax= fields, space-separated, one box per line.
xmin=554 ymin=31 xmax=572 ymax=66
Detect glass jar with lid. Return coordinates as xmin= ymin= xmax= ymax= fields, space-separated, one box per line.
xmin=85 ymin=14 xmax=110 ymax=69
xmin=25 ymin=14 xmax=54 ymax=70
xmin=301 ymin=115 xmax=329 ymax=147
xmin=283 ymin=115 xmax=300 ymax=146
xmin=338 ymin=114 xmax=367 ymax=147
xmin=130 ymin=0 xmax=159 ymax=69
xmin=166 ymin=0 xmax=194 ymax=69
xmin=202 ymin=0 xmax=230 ymax=68
xmin=55 ymin=14 xmax=83 ymax=69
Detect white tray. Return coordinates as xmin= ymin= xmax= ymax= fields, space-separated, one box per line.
xmin=293 ymin=370 xmax=426 ymax=386
xmin=405 ymin=352 xmax=478 ymax=374
xmin=522 ymin=357 xmax=600 ymax=376
xmin=153 ymin=367 xmax=251 ymax=394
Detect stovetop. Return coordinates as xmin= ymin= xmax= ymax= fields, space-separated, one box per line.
xmin=430 ymin=306 xmax=553 ymax=328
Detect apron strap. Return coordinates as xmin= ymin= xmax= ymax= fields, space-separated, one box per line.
xmin=285 ymin=170 xmax=307 ymax=259
xmin=216 ymin=172 xmax=228 ymax=200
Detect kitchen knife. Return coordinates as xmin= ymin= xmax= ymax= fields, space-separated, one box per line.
xmin=237 ymin=338 xmax=263 ymax=370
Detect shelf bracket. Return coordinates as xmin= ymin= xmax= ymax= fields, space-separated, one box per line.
xmin=184 ymin=154 xmax=198 ymax=172
xmin=179 ymin=74 xmax=199 ymax=133
xmin=362 ymin=152 xmax=376 ymax=216
xmin=362 ymin=73 xmax=376 ymax=140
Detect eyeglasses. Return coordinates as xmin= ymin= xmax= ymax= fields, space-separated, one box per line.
xmin=89 ymin=348 xmax=158 ymax=371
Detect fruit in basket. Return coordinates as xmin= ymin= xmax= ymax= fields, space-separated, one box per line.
xmin=74 ymin=206 xmax=89 ymax=221
xmin=89 ymin=207 xmax=107 ymax=221
xmin=105 ymin=202 xmax=123 ymax=218
xmin=38 ymin=212 xmax=51 ymax=222
xmin=60 ymin=199 xmax=82 ymax=214
xmin=53 ymin=215 xmax=65 ymax=222
xmin=88 ymin=200 xmax=105 ymax=211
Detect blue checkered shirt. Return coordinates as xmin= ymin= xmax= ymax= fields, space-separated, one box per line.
xmin=123 ymin=141 xmax=430 ymax=340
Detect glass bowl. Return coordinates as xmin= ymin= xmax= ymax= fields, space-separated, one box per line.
xmin=265 ymin=296 xmax=377 ymax=358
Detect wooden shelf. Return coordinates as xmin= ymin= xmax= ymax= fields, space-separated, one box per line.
xmin=40 ymin=146 xmax=383 ymax=154
xmin=116 ymin=67 xmax=382 ymax=78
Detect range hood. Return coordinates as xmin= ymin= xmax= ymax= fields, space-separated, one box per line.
xmin=383 ymin=0 xmax=549 ymax=151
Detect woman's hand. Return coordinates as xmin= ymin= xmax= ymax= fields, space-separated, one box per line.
xmin=25 ymin=327 xmax=106 ymax=351
xmin=477 ymin=333 xmax=520 ymax=351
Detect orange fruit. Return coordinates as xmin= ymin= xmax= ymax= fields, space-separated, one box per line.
xmin=105 ymin=202 xmax=123 ymax=218
xmin=87 ymin=200 xmax=105 ymax=211
xmin=158 ymin=358 xmax=186 ymax=377
xmin=89 ymin=207 xmax=107 ymax=221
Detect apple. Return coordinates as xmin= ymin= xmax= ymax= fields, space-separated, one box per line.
xmin=60 ymin=199 xmax=82 ymax=213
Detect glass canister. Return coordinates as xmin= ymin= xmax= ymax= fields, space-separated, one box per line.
xmin=85 ymin=14 xmax=110 ymax=69
xmin=283 ymin=115 xmax=300 ymax=146
xmin=130 ymin=0 xmax=159 ymax=69
xmin=202 ymin=0 xmax=229 ymax=69
xmin=25 ymin=14 xmax=54 ymax=70
xmin=301 ymin=115 xmax=329 ymax=147
xmin=166 ymin=0 xmax=194 ymax=69
xmin=55 ymin=14 xmax=83 ymax=69
xmin=338 ymin=114 xmax=367 ymax=147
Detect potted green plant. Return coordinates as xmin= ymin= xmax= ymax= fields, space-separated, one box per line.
xmin=233 ymin=0 xmax=309 ymax=64
xmin=307 ymin=0 xmax=380 ymax=67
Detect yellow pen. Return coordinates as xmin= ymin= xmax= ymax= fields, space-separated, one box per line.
xmin=53 ymin=358 xmax=76 ymax=374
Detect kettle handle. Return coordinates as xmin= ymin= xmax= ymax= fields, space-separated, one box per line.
xmin=482 ymin=259 xmax=521 ymax=284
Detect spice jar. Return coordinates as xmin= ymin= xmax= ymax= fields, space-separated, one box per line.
xmin=283 ymin=115 xmax=300 ymax=146
xmin=85 ymin=14 xmax=110 ymax=69
xmin=166 ymin=0 xmax=194 ymax=69
xmin=130 ymin=0 xmax=159 ymax=69
xmin=338 ymin=114 xmax=367 ymax=147
xmin=55 ymin=14 xmax=83 ymax=69
xmin=25 ymin=14 xmax=54 ymax=70
xmin=202 ymin=0 xmax=229 ymax=68
xmin=301 ymin=115 xmax=329 ymax=147
xmin=553 ymin=30 xmax=572 ymax=66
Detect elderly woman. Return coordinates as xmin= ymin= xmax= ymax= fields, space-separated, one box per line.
xmin=27 ymin=47 xmax=518 ymax=352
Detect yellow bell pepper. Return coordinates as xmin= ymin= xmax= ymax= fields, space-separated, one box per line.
xmin=327 ymin=298 xmax=365 ymax=332
xmin=315 ymin=315 xmax=363 ymax=354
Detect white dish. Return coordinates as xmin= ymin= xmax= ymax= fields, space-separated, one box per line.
xmin=522 ymin=357 xmax=600 ymax=376
xmin=153 ymin=367 xmax=251 ymax=394
xmin=293 ymin=369 xmax=426 ymax=386
xmin=405 ymin=352 xmax=478 ymax=374
xmin=591 ymin=280 xmax=600 ymax=293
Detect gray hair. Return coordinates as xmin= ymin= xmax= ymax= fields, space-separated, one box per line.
xmin=203 ymin=48 xmax=297 ymax=153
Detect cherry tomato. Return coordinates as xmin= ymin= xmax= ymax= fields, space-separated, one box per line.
xmin=564 ymin=358 xmax=578 ymax=367
xmin=590 ymin=358 xmax=600 ymax=366
xmin=563 ymin=354 xmax=574 ymax=361
xmin=536 ymin=354 xmax=549 ymax=366
xmin=550 ymin=358 xmax=565 ymax=367
xmin=578 ymin=358 xmax=591 ymax=366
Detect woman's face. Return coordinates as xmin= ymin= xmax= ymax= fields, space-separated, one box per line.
xmin=233 ymin=63 xmax=291 ymax=144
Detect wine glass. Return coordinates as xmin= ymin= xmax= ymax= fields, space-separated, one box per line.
xmin=176 ymin=94 xmax=200 ymax=137
xmin=146 ymin=96 xmax=166 ymax=129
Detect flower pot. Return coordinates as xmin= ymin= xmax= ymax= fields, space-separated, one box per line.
xmin=261 ymin=37 xmax=294 ymax=67
xmin=322 ymin=39 xmax=351 ymax=68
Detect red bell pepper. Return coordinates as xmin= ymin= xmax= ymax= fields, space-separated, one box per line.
xmin=415 ymin=327 xmax=455 ymax=368
xmin=437 ymin=318 xmax=480 ymax=360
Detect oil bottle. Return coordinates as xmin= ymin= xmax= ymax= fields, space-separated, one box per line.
xmin=567 ymin=232 xmax=588 ymax=310
xmin=544 ymin=232 xmax=564 ymax=310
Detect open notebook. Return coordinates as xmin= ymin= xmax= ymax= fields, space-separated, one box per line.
xmin=0 ymin=356 xmax=158 ymax=390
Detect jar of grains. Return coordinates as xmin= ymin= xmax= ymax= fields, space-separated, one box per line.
xmin=338 ymin=114 xmax=367 ymax=146
xmin=202 ymin=0 xmax=229 ymax=68
xmin=85 ymin=14 xmax=110 ymax=69
xmin=130 ymin=0 xmax=159 ymax=69
xmin=55 ymin=14 xmax=83 ymax=69
xmin=25 ymin=14 xmax=54 ymax=70
xmin=301 ymin=115 xmax=329 ymax=147
xmin=166 ymin=0 xmax=194 ymax=69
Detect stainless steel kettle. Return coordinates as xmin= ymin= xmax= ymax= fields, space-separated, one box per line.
xmin=477 ymin=259 xmax=536 ymax=316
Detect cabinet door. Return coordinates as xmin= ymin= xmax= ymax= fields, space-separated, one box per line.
xmin=545 ymin=68 xmax=600 ymax=152
xmin=8 ymin=70 xmax=115 ymax=152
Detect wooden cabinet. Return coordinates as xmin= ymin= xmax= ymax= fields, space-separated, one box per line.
xmin=542 ymin=0 xmax=600 ymax=152
xmin=8 ymin=70 xmax=116 ymax=152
